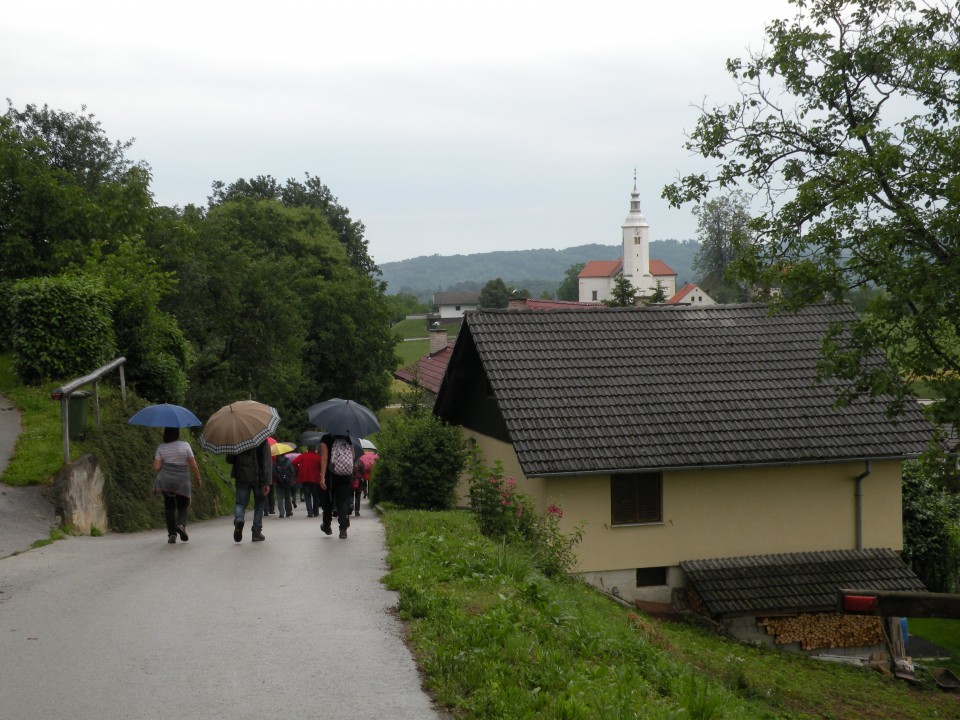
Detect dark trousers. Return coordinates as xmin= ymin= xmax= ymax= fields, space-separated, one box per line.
xmin=162 ymin=493 xmax=190 ymax=535
xmin=352 ymin=487 xmax=362 ymax=515
xmin=323 ymin=475 xmax=353 ymax=530
xmin=303 ymin=482 xmax=323 ymax=517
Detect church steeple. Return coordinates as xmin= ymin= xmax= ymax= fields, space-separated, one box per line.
xmin=621 ymin=171 xmax=650 ymax=287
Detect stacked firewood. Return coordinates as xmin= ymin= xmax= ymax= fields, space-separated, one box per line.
xmin=758 ymin=613 xmax=884 ymax=650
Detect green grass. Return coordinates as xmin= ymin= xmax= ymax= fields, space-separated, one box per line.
xmin=0 ymin=354 xmax=74 ymax=486
xmin=393 ymin=318 xmax=432 ymax=340
xmin=382 ymin=508 xmax=960 ymax=719
xmin=909 ymin=618 xmax=960 ymax=678
xmin=396 ymin=338 xmax=430 ymax=368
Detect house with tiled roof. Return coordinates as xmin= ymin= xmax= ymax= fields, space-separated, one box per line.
xmin=433 ymin=291 xmax=480 ymax=319
xmin=434 ymin=303 xmax=932 ymax=655
xmin=393 ymin=324 xmax=454 ymax=396
xmin=578 ymin=182 xmax=677 ymax=302
xmin=668 ymin=282 xmax=715 ymax=306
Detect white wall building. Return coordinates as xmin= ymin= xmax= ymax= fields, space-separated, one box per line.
xmin=578 ymin=181 xmax=677 ymax=303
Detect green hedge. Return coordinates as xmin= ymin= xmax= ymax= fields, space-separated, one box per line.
xmin=9 ymin=275 xmax=115 ymax=384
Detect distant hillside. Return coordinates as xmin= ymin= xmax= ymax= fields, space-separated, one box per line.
xmin=380 ymin=240 xmax=700 ymax=301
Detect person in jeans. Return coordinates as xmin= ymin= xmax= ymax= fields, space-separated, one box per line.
xmin=226 ymin=439 xmax=271 ymax=542
xmin=152 ymin=427 xmax=202 ymax=544
xmin=272 ymin=452 xmax=296 ymax=517
xmin=292 ymin=442 xmax=327 ymax=519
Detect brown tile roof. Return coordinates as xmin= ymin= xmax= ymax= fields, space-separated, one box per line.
xmin=433 ymin=291 xmax=480 ymax=306
xmin=668 ymin=283 xmax=699 ymax=304
xmin=578 ymin=260 xmax=622 ymax=278
xmin=434 ymin=304 xmax=932 ymax=476
xmin=393 ymin=344 xmax=453 ymax=395
xmin=680 ymin=549 xmax=925 ymax=617
xmin=523 ymin=299 xmax=605 ymax=309
xmin=649 ymin=259 xmax=677 ymax=276
xmin=579 ymin=258 xmax=675 ymax=278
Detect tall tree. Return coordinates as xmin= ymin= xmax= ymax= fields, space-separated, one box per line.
xmin=663 ymin=0 xmax=960 ymax=428
xmin=605 ymin=274 xmax=637 ymax=307
xmin=209 ymin=173 xmax=376 ymax=276
xmin=692 ymin=192 xmax=752 ymax=302
xmin=556 ymin=262 xmax=585 ymax=301
xmin=0 ymin=102 xmax=152 ymax=284
xmin=479 ymin=278 xmax=511 ymax=308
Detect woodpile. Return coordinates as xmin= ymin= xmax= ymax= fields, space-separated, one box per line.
xmin=759 ymin=613 xmax=884 ymax=650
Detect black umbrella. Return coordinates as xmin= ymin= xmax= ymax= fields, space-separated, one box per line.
xmin=306 ymin=398 xmax=380 ymax=437
xmin=297 ymin=430 xmax=326 ymax=448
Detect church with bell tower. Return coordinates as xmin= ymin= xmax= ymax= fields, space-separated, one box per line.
xmin=577 ymin=178 xmax=677 ymax=303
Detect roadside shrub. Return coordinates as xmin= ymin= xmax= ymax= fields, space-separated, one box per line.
xmin=902 ymin=457 xmax=960 ymax=592
xmin=469 ymin=454 xmax=583 ymax=577
xmin=371 ymin=404 xmax=467 ymax=510
xmin=9 ymin=274 xmax=116 ymax=384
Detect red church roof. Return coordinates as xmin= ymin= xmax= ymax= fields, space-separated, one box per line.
xmin=578 ymin=260 xmax=622 ymax=278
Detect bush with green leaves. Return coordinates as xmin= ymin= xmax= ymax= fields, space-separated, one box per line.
xmin=468 ymin=453 xmax=583 ymax=578
xmin=9 ymin=274 xmax=116 ymax=384
xmin=370 ymin=403 xmax=468 ymax=510
xmin=902 ymin=456 xmax=960 ymax=593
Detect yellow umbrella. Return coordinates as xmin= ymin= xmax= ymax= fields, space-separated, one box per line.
xmin=270 ymin=442 xmax=295 ymax=456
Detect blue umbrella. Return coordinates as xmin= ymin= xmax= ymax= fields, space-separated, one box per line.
xmin=128 ymin=403 xmax=203 ymax=428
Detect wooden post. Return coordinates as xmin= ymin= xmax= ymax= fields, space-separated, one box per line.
xmin=839 ymin=588 xmax=960 ymax=618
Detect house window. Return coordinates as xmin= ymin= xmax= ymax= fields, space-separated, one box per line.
xmin=636 ymin=567 xmax=668 ymax=587
xmin=455 ymin=305 xmax=461 ymax=311
xmin=592 ymin=290 xmax=598 ymax=301
xmin=611 ymin=472 xmax=662 ymax=525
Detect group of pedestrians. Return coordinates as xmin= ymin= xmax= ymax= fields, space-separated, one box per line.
xmin=151 ymin=429 xmax=375 ymax=544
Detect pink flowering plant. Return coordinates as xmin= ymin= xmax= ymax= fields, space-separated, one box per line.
xmin=468 ymin=454 xmax=583 ymax=577
xmin=468 ymin=460 xmax=534 ymax=539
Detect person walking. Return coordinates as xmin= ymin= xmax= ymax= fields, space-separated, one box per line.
xmin=272 ymin=452 xmax=296 ymax=517
xmin=152 ymin=427 xmax=202 ymax=544
xmin=353 ymin=450 xmax=377 ymax=516
xmin=323 ymin=434 xmax=361 ymax=539
xmin=292 ymin=442 xmax=326 ymax=520
xmin=226 ymin=439 xmax=271 ymax=542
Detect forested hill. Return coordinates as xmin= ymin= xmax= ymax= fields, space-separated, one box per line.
xmin=380 ymin=239 xmax=700 ymax=300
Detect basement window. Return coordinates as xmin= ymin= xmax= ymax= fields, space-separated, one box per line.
xmin=611 ymin=472 xmax=662 ymax=525
xmin=636 ymin=567 xmax=668 ymax=587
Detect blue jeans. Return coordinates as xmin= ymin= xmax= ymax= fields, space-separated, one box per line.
xmin=234 ymin=481 xmax=266 ymax=532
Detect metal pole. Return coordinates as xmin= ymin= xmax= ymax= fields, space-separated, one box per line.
xmin=92 ymin=382 xmax=101 ymax=430
xmin=60 ymin=396 xmax=70 ymax=464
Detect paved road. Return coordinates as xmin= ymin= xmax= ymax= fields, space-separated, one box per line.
xmin=0 ymin=504 xmax=445 ymax=720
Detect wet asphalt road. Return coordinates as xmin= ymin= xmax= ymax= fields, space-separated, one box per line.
xmin=0 ymin=504 xmax=444 ymax=720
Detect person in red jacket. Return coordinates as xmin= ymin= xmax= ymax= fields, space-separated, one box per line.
xmin=292 ymin=441 xmax=327 ymax=524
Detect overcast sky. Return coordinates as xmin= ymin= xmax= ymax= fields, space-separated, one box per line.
xmin=2 ymin=1 xmax=796 ymax=265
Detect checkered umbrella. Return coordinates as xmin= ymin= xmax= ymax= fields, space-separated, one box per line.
xmin=199 ymin=400 xmax=280 ymax=455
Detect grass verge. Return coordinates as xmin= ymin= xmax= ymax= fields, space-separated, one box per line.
xmin=0 ymin=354 xmax=73 ymax=486
xmin=382 ymin=508 xmax=960 ymax=719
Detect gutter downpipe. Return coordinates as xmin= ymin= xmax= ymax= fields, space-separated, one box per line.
xmin=855 ymin=460 xmax=872 ymax=550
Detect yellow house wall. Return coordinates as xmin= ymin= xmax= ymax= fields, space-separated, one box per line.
xmin=550 ymin=461 xmax=903 ymax=573
xmin=458 ymin=430 xmax=904 ymax=575
xmin=457 ymin=431 xmax=546 ymax=506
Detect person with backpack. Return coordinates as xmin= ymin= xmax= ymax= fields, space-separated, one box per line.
xmin=292 ymin=442 xmax=326 ymax=520
xmin=272 ymin=452 xmax=297 ymax=518
xmin=322 ymin=434 xmax=361 ymax=538
xmin=226 ymin=439 xmax=271 ymax=542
